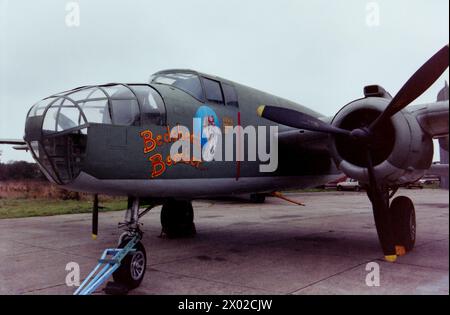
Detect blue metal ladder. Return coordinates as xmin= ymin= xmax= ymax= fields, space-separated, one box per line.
xmin=74 ymin=235 xmax=139 ymax=295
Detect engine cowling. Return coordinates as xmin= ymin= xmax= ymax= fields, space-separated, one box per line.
xmin=329 ymin=96 xmax=434 ymax=185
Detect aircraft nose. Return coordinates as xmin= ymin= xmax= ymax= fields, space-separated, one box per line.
xmin=24 ymin=97 xmax=88 ymax=185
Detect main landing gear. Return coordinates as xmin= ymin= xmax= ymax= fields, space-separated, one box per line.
xmin=368 ymin=187 xmax=416 ymax=262
xmin=160 ymin=199 xmax=196 ymax=238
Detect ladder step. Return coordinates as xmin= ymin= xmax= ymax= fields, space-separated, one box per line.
xmin=98 ymin=259 xmax=119 ymax=264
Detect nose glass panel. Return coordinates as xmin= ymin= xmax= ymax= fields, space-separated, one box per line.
xmin=29 ymin=132 xmax=87 ymax=185
xmin=42 ymin=133 xmax=87 ymax=183
xmin=41 ymin=97 xmax=88 ymax=134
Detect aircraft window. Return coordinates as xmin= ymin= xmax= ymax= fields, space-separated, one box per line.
xmin=42 ymin=98 xmax=87 ymax=133
xmin=28 ymin=98 xmax=56 ymax=117
xmin=70 ymin=88 xmax=106 ymax=101
xmin=34 ymin=84 xmax=165 ymax=134
xmin=111 ymin=99 xmax=140 ymax=126
xmin=222 ymin=83 xmax=238 ymax=106
xmin=151 ymin=73 xmax=204 ymax=101
xmin=131 ymin=85 xmax=166 ymax=125
xmin=79 ymin=100 xmax=111 ymax=124
xmin=57 ymin=107 xmax=81 ymax=131
xmin=106 ymin=85 xmax=140 ymax=126
xmin=66 ymin=86 xmax=112 ymax=125
xmin=203 ymin=78 xmax=224 ymax=104
xmin=42 ymin=107 xmax=60 ymax=132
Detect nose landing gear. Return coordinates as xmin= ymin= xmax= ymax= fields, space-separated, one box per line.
xmin=112 ymin=235 xmax=147 ymax=290
xmin=75 ymin=197 xmax=155 ymax=295
xmin=76 ymin=196 xmax=198 ymax=295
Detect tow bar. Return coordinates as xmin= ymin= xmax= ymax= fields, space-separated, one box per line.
xmin=74 ymin=234 xmax=140 ymax=295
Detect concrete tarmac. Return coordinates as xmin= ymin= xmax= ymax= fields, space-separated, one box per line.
xmin=0 ymin=189 xmax=448 ymax=295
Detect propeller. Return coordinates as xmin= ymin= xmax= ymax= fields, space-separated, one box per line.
xmin=257 ymin=44 xmax=449 ymax=261
xmin=365 ymin=149 xmax=396 ymax=261
xmin=256 ymin=106 xmax=351 ymax=136
xmin=369 ymin=44 xmax=449 ymax=132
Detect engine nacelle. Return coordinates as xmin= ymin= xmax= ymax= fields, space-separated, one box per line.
xmin=329 ymin=96 xmax=434 ymax=185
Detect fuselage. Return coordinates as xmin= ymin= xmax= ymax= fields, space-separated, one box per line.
xmin=24 ymin=70 xmax=341 ymax=197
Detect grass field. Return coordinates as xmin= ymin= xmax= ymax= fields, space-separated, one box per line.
xmin=0 ymin=197 xmax=127 ymax=219
xmin=0 ymin=185 xmax=439 ymax=219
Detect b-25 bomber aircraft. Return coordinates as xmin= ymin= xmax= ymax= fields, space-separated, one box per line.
xmin=1 ymin=44 xmax=449 ymax=293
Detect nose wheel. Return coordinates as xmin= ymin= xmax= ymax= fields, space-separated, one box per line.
xmin=105 ymin=197 xmax=155 ymax=294
xmin=112 ymin=237 xmax=147 ymax=289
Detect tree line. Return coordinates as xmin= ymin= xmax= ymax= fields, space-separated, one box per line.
xmin=0 ymin=161 xmax=46 ymax=180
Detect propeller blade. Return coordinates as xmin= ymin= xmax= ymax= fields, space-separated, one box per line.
xmin=366 ymin=150 xmax=396 ymax=261
xmin=92 ymin=194 xmax=99 ymax=240
xmin=370 ymin=44 xmax=449 ymax=130
xmin=257 ymin=105 xmax=351 ymax=136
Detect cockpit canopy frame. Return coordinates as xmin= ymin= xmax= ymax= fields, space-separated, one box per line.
xmin=27 ymin=83 xmax=166 ymax=136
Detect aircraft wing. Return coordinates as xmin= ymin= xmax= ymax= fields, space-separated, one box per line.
xmin=0 ymin=139 xmax=28 ymax=151
xmin=410 ymin=100 xmax=449 ymax=138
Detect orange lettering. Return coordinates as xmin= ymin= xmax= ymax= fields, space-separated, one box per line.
xmin=149 ymin=153 xmax=165 ymax=178
xmin=166 ymin=154 xmax=172 ymax=166
xmin=156 ymin=135 xmax=163 ymax=146
xmin=140 ymin=130 xmax=156 ymax=153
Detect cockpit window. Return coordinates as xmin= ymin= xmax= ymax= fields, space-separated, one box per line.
xmin=150 ymin=72 xmax=204 ymax=102
xmin=103 ymin=86 xmax=140 ymax=126
xmin=79 ymin=100 xmax=112 ymax=125
xmin=131 ymin=85 xmax=166 ymax=125
xmin=222 ymin=83 xmax=239 ymax=106
xmin=203 ymin=78 xmax=224 ymax=104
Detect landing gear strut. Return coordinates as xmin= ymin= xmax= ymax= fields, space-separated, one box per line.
xmin=110 ymin=197 xmax=154 ymax=292
xmin=75 ymin=196 xmax=152 ymax=295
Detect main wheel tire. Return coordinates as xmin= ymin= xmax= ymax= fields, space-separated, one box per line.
xmin=337 ymin=186 xmax=342 ymax=191
xmin=250 ymin=193 xmax=266 ymax=203
xmin=391 ymin=196 xmax=416 ymax=252
xmin=112 ymin=239 xmax=146 ymax=289
xmin=161 ymin=200 xmax=196 ymax=238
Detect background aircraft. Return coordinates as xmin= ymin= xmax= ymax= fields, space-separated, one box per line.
xmin=1 ymin=45 xmax=448 ymax=292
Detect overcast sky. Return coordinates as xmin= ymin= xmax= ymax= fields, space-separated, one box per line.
xmin=0 ymin=0 xmax=448 ymax=162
